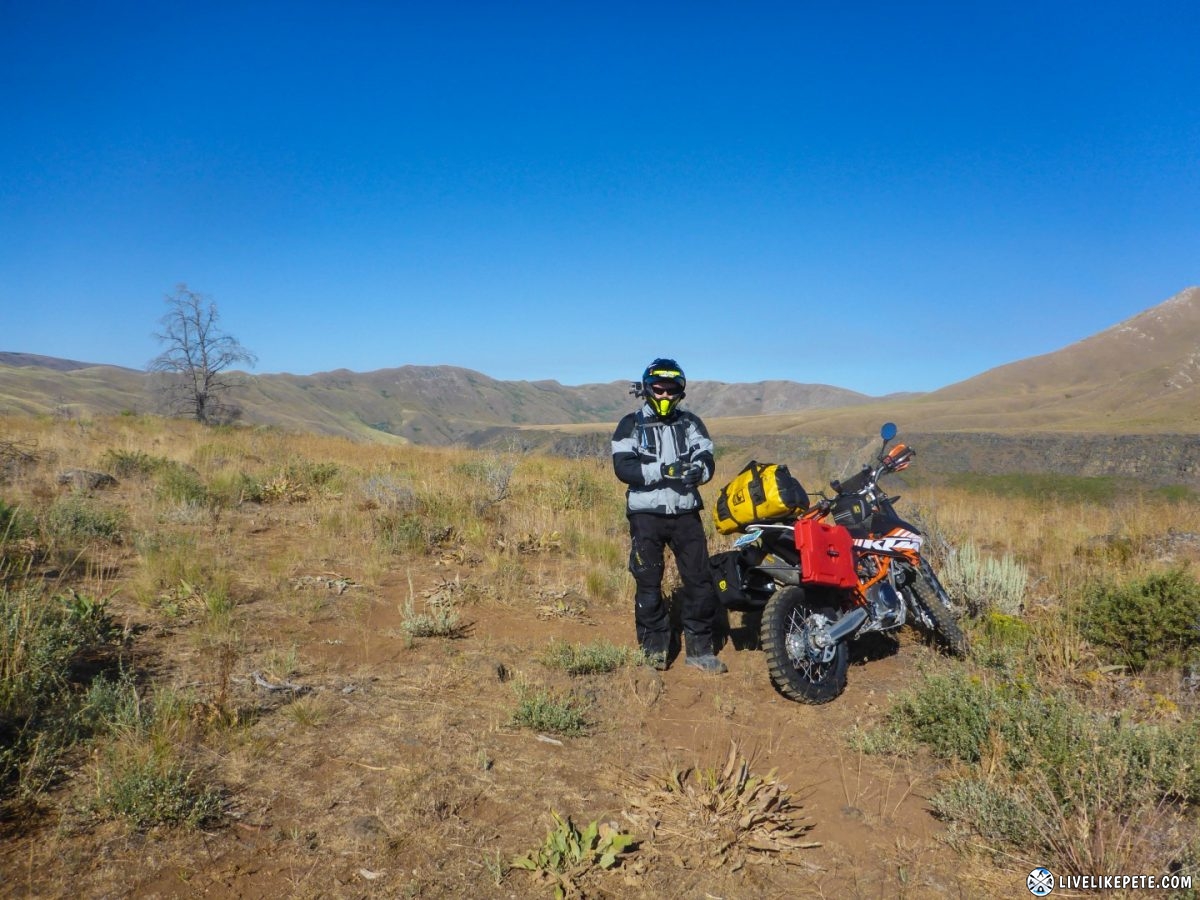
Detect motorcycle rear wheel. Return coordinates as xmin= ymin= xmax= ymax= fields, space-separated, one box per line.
xmin=760 ymin=586 xmax=849 ymax=704
xmin=907 ymin=561 xmax=969 ymax=657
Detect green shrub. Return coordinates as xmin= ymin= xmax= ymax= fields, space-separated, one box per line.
xmin=77 ymin=671 xmax=145 ymax=737
xmin=98 ymin=449 xmax=167 ymax=478
xmin=540 ymin=639 xmax=633 ymax=675
xmin=97 ymin=754 xmax=221 ymax=829
xmin=375 ymin=511 xmax=455 ymax=555
xmin=1080 ymin=569 xmax=1200 ymax=671
xmin=508 ymin=682 xmax=590 ymax=736
xmin=205 ymin=471 xmax=264 ymax=507
xmin=889 ymin=665 xmax=1200 ymax=869
xmin=939 ymin=542 xmax=1029 ymax=616
xmin=886 ymin=670 xmax=996 ymax=763
xmin=455 ymin=453 xmax=515 ymax=504
xmin=930 ymin=777 xmax=1037 ymax=848
xmin=46 ymin=495 xmax=126 ymax=542
xmin=0 ymin=499 xmax=36 ymax=542
xmin=0 ymin=501 xmax=38 ymax=576
xmin=400 ymin=594 xmax=463 ymax=638
xmin=0 ymin=584 xmax=124 ymax=802
xmin=548 ymin=468 xmax=608 ymax=512
xmin=154 ymin=462 xmax=209 ymax=506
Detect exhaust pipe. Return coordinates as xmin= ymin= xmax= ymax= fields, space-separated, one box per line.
xmin=814 ymin=607 xmax=868 ymax=648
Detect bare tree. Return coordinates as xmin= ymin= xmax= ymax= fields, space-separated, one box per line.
xmin=148 ymin=284 xmax=257 ymax=424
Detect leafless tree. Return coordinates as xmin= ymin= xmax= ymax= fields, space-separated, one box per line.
xmin=147 ymin=284 xmax=257 ymax=424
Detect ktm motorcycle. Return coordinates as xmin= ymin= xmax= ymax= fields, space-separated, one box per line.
xmin=716 ymin=423 xmax=967 ymax=704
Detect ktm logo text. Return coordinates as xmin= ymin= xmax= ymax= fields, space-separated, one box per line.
xmin=853 ymin=536 xmax=922 ymax=552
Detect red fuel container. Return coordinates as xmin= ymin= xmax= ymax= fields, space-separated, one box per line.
xmin=795 ymin=519 xmax=858 ymax=588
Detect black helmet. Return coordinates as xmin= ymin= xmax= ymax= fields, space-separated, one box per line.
xmin=641 ymin=358 xmax=686 ymax=417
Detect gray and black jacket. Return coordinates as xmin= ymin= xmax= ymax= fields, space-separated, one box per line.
xmin=611 ymin=403 xmax=716 ymax=516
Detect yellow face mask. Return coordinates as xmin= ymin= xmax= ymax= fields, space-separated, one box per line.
xmin=651 ymin=395 xmax=677 ymax=416
xmin=647 ymin=381 xmax=683 ymax=416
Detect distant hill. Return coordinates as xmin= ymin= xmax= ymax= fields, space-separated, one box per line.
xmin=909 ymin=285 xmax=1200 ymax=431
xmin=0 ymin=352 xmax=138 ymax=373
xmin=682 ymin=286 xmax=1200 ymax=440
xmin=0 ymin=355 xmax=877 ymax=444
xmin=4 ymin=286 xmax=1199 ymax=444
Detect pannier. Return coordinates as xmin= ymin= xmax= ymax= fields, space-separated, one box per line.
xmin=708 ymin=547 xmax=772 ymax=611
xmin=713 ymin=461 xmax=809 ymax=535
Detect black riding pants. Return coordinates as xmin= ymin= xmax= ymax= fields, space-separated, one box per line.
xmin=627 ymin=511 xmax=718 ymax=655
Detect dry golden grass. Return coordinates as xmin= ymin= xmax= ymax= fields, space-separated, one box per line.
xmin=3 ymin=412 xmax=1200 ymax=897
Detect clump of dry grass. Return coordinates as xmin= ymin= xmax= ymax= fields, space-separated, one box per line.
xmin=625 ymin=742 xmax=818 ymax=870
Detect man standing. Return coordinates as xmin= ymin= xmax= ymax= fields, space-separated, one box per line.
xmin=611 ymin=358 xmax=726 ymax=673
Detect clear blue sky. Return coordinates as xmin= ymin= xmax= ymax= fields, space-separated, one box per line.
xmin=2 ymin=1 xmax=1197 ymax=395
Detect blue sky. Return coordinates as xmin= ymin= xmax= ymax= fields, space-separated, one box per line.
xmin=2 ymin=1 xmax=1197 ymax=395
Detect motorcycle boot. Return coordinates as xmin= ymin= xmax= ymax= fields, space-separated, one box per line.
xmin=683 ymin=634 xmax=728 ymax=675
xmin=635 ymin=590 xmax=672 ymax=670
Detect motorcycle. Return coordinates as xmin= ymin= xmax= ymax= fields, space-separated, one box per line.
xmin=714 ymin=423 xmax=967 ymax=704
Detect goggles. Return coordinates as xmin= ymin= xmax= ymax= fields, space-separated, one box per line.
xmin=650 ymin=383 xmax=682 ymax=397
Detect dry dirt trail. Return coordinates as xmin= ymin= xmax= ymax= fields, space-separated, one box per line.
xmin=3 ymin=527 xmax=993 ymax=898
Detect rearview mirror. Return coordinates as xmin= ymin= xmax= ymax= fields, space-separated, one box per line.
xmin=880 ymin=422 xmax=898 ymax=442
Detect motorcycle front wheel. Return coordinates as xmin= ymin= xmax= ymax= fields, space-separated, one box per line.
xmin=760 ymin=586 xmax=849 ymax=704
xmin=906 ymin=560 xmax=969 ymax=657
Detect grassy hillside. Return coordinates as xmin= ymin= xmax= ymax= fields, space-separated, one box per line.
xmin=5 ymin=288 xmax=1200 ymax=441
xmin=2 ymin=413 xmax=1200 ymax=896
xmin=0 ymin=361 xmax=875 ymax=444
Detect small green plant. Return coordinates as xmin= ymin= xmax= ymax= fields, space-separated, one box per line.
xmin=482 ymin=848 xmax=507 ymax=888
xmin=375 ymin=510 xmax=456 ymax=555
xmin=0 ymin=499 xmax=36 ymax=542
xmin=286 ymin=457 xmax=340 ymax=488
xmin=154 ymin=461 xmax=209 ymax=506
xmin=1080 ymin=568 xmax=1200 ymax=671
xmin=98 ymin=448 xmax=167 ymax=477
xmin=548 ymin=467 xmax=607 ymax=512
xmin=400 ymin=593 xmax=463 ymax=638
xmin=456 ymin=453 xmax=516 ymax=504
xmin=0 ymin=582 xmax=125 ymax=805
xmin=0 ymin=500 xmax=38 ymax=574
xmin=60 ymin=589 xmax=121 ymax=643
xmin=508 ymin=681 xmax=589 ymax=736
xmin=511 ymin=811 xmax=635 ymax=899
xmin=539 ymin=639 xmax=633 ymax=675
xmin=96 ymin=752 xmax=222 ymax=829
xmin=46 ymin=495 xmax=126 ymax=542
xmin=206 ymin=470 xmax=264 ymax=507
xmin=77 ymin=670 xmax=145 ymax=737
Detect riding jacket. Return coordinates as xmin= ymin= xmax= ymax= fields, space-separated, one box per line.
xmin=611 ymin=403 xmax=716 ymax=516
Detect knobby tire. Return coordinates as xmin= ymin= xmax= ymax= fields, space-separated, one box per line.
xmin=908 ymin=562 xmax=969 ymax=657
xmin=760 ymin=586 xmax=849 ymax=704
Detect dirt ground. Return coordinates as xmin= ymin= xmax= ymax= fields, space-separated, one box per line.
xmin=0 ymin=494 xmax=1010 ymax=899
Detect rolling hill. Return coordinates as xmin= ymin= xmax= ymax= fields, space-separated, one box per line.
xmin=697 ymin=286 xmax=1200 ymax=440
xmin=3 ymin=286 xmax=1199 ymax=444
xmin=0 ymin=355 xmax=875 ymax=444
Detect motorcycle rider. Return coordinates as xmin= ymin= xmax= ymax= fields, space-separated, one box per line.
xmin=611 ymin=358 xmax=726 ymax=674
